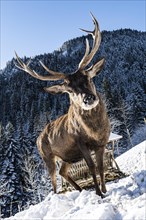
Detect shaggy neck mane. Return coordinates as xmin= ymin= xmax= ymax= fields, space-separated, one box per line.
xmin=67 ymin=97 xmax=105 ymax=139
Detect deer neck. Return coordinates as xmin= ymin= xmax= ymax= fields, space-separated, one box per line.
xmin=67 ymin=98 xmax=105 ymax=138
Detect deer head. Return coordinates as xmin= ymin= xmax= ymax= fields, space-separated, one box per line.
xmin=15 ymin=13 xmax=104 ymax=111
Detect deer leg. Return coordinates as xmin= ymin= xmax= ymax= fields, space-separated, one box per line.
xmin=95 ymin=147 xmax=107 ymax=193
xmin=37 ymin=136 xmax=57 ymax=193
xmin=43 ymin=155 xmax=57 ymax=193
xmin=59 ymin=161 xmax=82 ymax=192
xmin=79 ymin=146 xmax=103 ymax=197
xmin=85 ymin=155 xmax=103 ymax=197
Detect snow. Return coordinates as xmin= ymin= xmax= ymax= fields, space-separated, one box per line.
xmin=109 ymin=132 xmax=123 ymax=141
xmin=62 ymin=50 xmax=68 ymax=56
xmin=5 ymin=141 xmax=146 ymax=220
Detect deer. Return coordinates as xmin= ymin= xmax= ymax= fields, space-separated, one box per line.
xmin=15 ymin=13 xmax=110 ymax=198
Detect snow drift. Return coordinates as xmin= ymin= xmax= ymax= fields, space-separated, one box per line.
xmin=5 ymin=141 xmax=146 ymax=220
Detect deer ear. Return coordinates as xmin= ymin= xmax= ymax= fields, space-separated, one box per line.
xmin=44 ymin=84 xmax=66 ymax=94
xmin=86 ymin=58 xmax=105 ymax=78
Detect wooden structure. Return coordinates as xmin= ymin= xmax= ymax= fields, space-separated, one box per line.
xmin=58 ymin=133 xmax=125 ymax=192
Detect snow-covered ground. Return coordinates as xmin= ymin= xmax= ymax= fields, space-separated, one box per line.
xmin=5 ymin=141 xmax=146 ymax=220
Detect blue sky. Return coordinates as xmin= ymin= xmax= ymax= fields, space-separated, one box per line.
xmin=1 ymin=0 xmax=145 ymax=69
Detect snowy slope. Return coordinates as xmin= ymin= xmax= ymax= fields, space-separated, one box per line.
xmin=5 ymin=141 xmax=146 ymax=220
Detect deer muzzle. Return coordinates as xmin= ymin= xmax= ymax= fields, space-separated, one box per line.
xmin=82 ymin=94 xmax=99 ymax=110
xmin=83 ymin=94 xmax=96 ymax=105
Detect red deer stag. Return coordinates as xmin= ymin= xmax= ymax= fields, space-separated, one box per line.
xmin=15 ymin=13 xmax=110 ymax=197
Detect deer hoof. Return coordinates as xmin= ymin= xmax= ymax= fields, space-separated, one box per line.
xmin=101 ymin=186 xmax=107 ymax=194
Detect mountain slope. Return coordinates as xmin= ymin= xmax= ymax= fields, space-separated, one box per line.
xmin=1 ymin=29 xmax=146 ymax=144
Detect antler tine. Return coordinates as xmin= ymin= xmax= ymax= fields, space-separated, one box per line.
xmin=78 ymin=38 xmax=90 ymax=69
xmin=15 ymin=52 xmax=65 ymax=81
xmin=39 ymin=61 xmax=65 ymax=78
xmin=90 ymin=12 xmax=101 ymax=48
xmin=15 ymin=51 xmax=26 ymax=69
xmin=78 ymin=13 xmax=101 ymax=70
xmin=79 ymin=28 xmax=92 ymax=35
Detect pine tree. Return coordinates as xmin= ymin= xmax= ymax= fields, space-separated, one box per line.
xmin=0 ymin=122 xmax=25 ymax=217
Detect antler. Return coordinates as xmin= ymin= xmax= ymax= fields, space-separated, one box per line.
xmin=15 ymin=52 xmax=66 ymax=81
xmin=78 ymin=12 xmax=101 ymax=70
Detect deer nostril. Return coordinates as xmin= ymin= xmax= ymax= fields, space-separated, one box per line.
xmin=83 ymin=94 xmax=96 ymax=105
